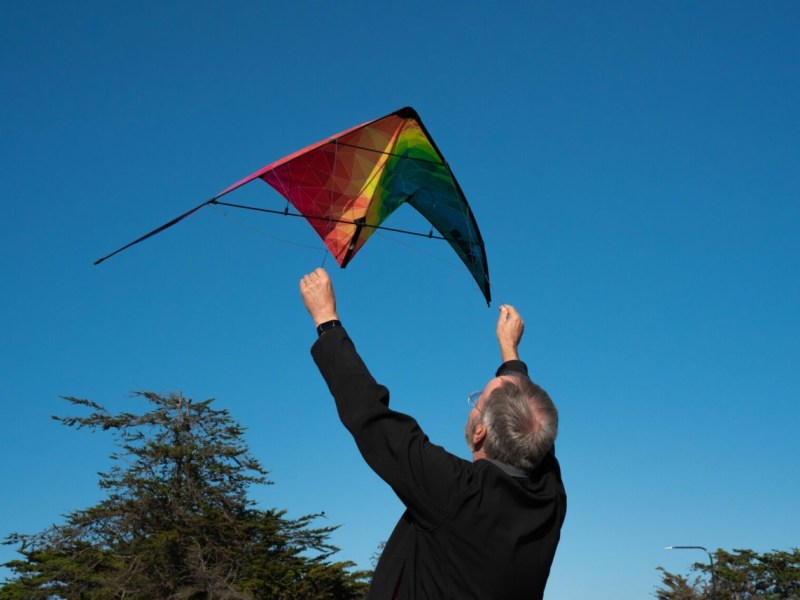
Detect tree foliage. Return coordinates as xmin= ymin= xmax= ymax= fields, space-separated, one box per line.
xmin=1 ymin=392 xmax=369 ymax=599
xmin=656 ymin=547 xmax=800 ymax=599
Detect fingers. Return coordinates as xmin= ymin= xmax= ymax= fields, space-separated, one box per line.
xmin=497 ymin=305 xmax=523 ymax=332
xmin=498 ymin=304 xmax=520 ymax=321
xmin=300 ymin=267 xmax=329 ymax=288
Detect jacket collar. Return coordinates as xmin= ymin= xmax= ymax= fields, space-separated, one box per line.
xmin=486 ymin=458 xmax=530 ymax=478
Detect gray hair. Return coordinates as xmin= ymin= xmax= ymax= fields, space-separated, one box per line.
xmin=480 ymin=376 xmax=558 ymax=471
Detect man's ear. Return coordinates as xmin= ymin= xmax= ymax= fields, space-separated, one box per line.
xmin=472 ymin=422 xmax=487 ymax=447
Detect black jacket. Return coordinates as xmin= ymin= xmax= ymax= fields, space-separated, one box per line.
xmin=312 ymin=326 xmax=566 ymax=599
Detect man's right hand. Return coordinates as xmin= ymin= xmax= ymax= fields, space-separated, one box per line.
xmin=496 ymin=304 xmax=524 ymax=362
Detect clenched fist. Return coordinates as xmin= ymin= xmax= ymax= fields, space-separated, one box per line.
xmin=299 ymin=268 xmax=339 ymax=326
xmin=496 ymin=304 xmax=524 ymax=362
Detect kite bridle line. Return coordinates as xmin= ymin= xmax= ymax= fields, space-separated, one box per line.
xmin=202 ymin=200 xmax=492 ymax=299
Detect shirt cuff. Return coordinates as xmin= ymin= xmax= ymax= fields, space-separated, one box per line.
xmin=316 ymin=319 xmax=342 ymax=337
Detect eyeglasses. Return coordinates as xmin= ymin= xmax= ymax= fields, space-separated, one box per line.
xmin=467 ymin=390 xmax=482 ymax=408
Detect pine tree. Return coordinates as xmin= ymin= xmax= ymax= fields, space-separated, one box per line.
xmin=656 ymin=548 xmax=800 ymax=599
xmin=1 ymin=392 xmax=369 ymax=599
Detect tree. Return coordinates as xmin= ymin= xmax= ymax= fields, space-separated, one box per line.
xmin=1 ymin=392 xmax=369 ymax=599
xmin=656 ymin=547 xmax=800 ymax=599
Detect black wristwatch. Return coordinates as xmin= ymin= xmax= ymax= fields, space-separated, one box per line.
xmin=316 ymin=319 xmax=342 ymax=337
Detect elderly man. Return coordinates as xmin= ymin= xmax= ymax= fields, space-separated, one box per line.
xmin=300 ymin=268 xmax=566 ymax=600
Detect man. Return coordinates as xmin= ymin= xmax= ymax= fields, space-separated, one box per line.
xmin=300 ymin=268 xmax=566 ymax=599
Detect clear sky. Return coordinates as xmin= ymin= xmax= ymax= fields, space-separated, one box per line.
xmin=2 ymin=1 xmax=798 ymax=598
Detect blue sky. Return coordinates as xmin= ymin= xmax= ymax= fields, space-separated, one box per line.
xmin=2 ymin=1 xmax=798 ymax=597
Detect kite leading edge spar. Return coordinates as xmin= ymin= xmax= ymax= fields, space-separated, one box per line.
xmin=94 ymin=107 xmax=492 ymax=305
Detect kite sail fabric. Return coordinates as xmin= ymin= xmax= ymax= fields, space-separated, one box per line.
xmin=215 ymin=107 xmax=490 ymax=304
xmin=95 ymin=107 xmax=491 ymax=305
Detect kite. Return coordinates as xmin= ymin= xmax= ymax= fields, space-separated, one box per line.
xmin=95 ymin=106 xmax=491 ymax=304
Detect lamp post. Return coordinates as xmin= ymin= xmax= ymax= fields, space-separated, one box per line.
xmin=665 ymin=545 xmax=717 ymax=599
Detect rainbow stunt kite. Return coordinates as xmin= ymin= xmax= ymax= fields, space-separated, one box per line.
xmin=95 ymin=107 xmax=491 ymax=304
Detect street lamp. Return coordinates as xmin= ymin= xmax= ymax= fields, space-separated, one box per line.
xmin=665 ymin=545 xmax=717 ymax=599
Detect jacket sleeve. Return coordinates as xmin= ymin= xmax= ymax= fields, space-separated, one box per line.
xmin=311 ymin=326 xmax=482 ymax=529
xmin=496 ymin=359 xmax=529 ymax=378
